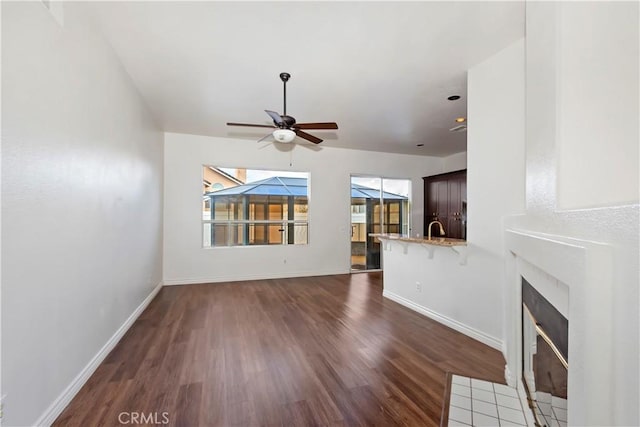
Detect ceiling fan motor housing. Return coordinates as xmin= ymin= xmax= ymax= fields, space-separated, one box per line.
xmin=279 ymin=115 xmax=296 ymax=128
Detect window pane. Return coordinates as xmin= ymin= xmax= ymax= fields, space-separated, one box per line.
xmin=203 ymin=199 xmax=211 ymax=221
xmin=293 ymin=223 xmax=308 ymax=244
xmin=294 ymin=198 xmax=308 ymax=220
xmin=212 ymin=198 xmax=229 ymax=220
xmin=382 ymin=178 xmax=411 ymax=235
xmin=250 ymin=195 xmax=268 ymax=204
xmin=249 ymin=223 xmax=267 ymax=244
xmin=251 ymin=203 xmax=266 ymax=220
xmin=386 ymin=224 xmax=401 ymax=234
xmin=203 ymin=223 xmax=212 ymax=247
xmin=268 ymin=202 xmax=283 ymax=220
xmin=247 ymin=223 xmax=285 ymax=245
xmin=232 ymin=197 xmax=246 ymax=220
xmin=211 ymin=224 xmax=229 ymax=246
xmin=268 ymin=224 xmax=285 ymax=244
xmin=230 ymin=223 xmax=245 ymax=246
xmin=373 ymin=204 xmax=382 ymax=225
xmin=389 ymin=202 xmax=400 ymax=223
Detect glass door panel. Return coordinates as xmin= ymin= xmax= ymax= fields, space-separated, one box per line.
xmin=351 ymin=176 xmax=411 ymax=271
xmin=350 ymin=198 xmax=367 ymax=270
xmin=367 ymin=197 xmax=382 ymax=269
xmin=350 ymin=176 xmax=381 ymax=270
xmin=382 ymin=178 xmax=411 ymax=235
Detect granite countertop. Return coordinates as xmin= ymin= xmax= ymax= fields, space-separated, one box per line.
xmin=369 ymin=233 xmax=467 ymax=247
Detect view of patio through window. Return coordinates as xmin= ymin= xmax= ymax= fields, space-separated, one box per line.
xmin=350 ymin=176 xmax=411 ymax=271
xmin=202 ymin=167 xmax=309 ymax=247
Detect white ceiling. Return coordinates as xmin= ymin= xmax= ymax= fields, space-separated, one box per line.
xmin=88 ymin=1 xmax=524 ymax=157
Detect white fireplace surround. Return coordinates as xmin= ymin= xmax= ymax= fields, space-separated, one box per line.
xmin=504 ymin=228 xmax=613 ymax=426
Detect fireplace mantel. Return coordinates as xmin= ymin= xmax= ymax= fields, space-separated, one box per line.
xmin=504 ymin=228 xmax=614 ymax=426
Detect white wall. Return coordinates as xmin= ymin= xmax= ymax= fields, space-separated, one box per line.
xmin=505 ymin=1 xmax=639 ymax=424
xmin=442 ymin=151 xmax=467 ymax=173
xmin=469 ymin=38 xmax=527 ymax=345
xmin=381 ymin=39 xmax=526 ymax=348
xmin=556 ymin=2 xmax=639 ymax=209
xmin=163 ymin=133 xmax=442 ymax=284
xmin=1 ymin=3 xmax=164 ymax=425
xmin=468 ymin=40 xmax=526 ymax=258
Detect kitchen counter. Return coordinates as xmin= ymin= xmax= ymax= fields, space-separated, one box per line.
xmin=370 ymin=233 xmax=468 ymax=265
xmin=369 ymin=233 xmax=467 ymax=247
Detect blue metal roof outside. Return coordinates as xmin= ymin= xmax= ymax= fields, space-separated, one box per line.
xmin=204 ymin=177 xmax=407 ymax=200
xmin=350 ymin=183 xmax=406 ymax=200
xmin=205 ymin=177 xmax=308 ymax=197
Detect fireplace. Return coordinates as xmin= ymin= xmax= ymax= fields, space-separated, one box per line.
xmin=504 ymin=228 xmax=614 ymax=425
xmin=521 ymin=278 xmax=568 ymax=426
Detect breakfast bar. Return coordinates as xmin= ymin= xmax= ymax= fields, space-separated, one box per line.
xmin=368 ymin=232 xmax=500 ymax=350
xmin=370 ymin=233 xmax=468 ymax=265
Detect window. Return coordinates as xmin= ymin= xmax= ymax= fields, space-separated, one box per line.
xmin=351 ymin=205 xmax=365 ymax=214
xmin=202 ymin=167 xmax=309 ymax=247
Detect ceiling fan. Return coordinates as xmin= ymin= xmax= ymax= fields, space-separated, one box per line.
xmin=226 ymin=72 xmax=338 ymax=144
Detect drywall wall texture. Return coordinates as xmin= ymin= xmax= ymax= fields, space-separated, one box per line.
xmin=512 ymin=1 xmax=639 ymax=424
xmin=382 ymin=39 xmax=526 ymax=350
xmin=468 ymin=37 xmax=527 ymax=348
xmin=468 ymin=39 xmax=526 ymax=258
xmin=555 ymin=2 xmax=639 ymax=209
xmin=442 ymin=151 xmax=467 ymax=173
xmin=163 ymin=132 xmax=443 ymax=284
xmin=1 ymin=3 xmax=164 ymax=425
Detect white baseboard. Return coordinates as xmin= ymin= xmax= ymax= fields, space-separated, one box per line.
xmin=382 ymin=290 xmax=503 ymax=351
xmin=505 ymin=364 xmax=514 ymax=387
xmin=35 ymin=282 xmax=163 ymax=426
xmin=501 ymin=341 xmax=508 ymax=361
xmin=162 ymin=269 xmax=348 ymax=286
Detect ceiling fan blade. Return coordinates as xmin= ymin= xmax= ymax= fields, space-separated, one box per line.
xmin=294 ymin=122 xmax=339 ymax=130
xmin=295 ymin=129 xmax=323 ymax=144
xmin=256 ymin=132 xmax=273 ymax=143
xmin=264 ymin=110 xmax=284 ymax=125
xmin=227 ymin=122 xmax=274 ymax=128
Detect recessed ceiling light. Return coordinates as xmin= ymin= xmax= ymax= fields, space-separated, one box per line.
xmin=416 ymin=144 xmax=424 ymax=147
xmin=455 ymin=117 xmax=466 ymax=123
xmin=447 ymin=95 xmax=461 ymax=101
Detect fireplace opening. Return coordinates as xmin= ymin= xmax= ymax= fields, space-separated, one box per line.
xmin=522 ymin=278 xmax=568 ymax=427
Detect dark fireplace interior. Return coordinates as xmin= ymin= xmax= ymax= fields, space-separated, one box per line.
xmin=522 ymin=278 xmax=569 ymax=427
xmin=532 ymin=335 xmax=567 ymax=399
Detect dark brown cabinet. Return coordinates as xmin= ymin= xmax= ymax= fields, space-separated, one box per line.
xmin=423 ymin=170 xmax=467 ymax=239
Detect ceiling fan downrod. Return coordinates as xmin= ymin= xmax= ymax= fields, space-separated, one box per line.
xmin=280 ymin=72 xmax=290 ymax=116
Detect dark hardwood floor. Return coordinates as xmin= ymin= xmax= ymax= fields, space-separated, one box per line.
xmin=53 ymin=272 xmax=505 ymax=426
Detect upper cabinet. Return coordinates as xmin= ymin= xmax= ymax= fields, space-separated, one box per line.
xmin=423 ymin=170 xmax=467 ymax=240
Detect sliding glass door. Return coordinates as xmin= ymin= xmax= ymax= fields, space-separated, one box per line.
xmin=350 ymin=176 xmax=410 ymax=271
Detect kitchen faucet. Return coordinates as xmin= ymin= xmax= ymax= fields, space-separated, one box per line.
xmin=427 ymin=220 xmax=445 ymax=240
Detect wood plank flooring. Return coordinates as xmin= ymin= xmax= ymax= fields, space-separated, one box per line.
xmin=53 ymin=273 xmax=505 ymax=426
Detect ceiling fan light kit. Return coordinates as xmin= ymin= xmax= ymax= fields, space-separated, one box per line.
xmin=226 ymin=72 xmax=338 ymax=145
xmin=273 ymin=128 xmax=296 ymax=143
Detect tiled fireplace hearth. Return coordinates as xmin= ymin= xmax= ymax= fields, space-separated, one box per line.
xmin=504 ymin=229 xmax=614 ymax=425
